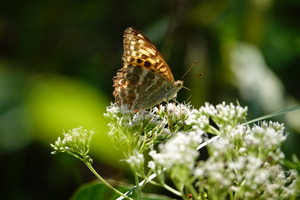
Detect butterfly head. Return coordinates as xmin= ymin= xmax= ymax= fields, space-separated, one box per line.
xmin=163 ymin=80 xmax=183 ymax=102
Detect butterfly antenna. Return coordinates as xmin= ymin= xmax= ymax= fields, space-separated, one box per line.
xmin=180 ymin=61 xmax=197 ymax=80
xmin=182 ymin=73 xmax=203 ymax=81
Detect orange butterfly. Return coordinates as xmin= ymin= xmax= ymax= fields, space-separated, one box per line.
xmin=113 ymin=27 xmax=183 ymax=111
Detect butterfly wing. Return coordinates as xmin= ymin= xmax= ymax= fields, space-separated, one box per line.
xmin=113 ymin=27 xmax=180 ymax=111
xmin=122 ymin=27 xmax=174 ymax=84
xmin=113 ymin=66 xmax=173 ymax=111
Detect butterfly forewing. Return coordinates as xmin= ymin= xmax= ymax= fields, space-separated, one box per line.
xmin=122 ymin=27 xmax=174 ymax=83
xmin=113 ymin=27 xmax=183 ymax=111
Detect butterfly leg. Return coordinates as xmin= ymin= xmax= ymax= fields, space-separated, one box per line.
xmin=157 ymin=104 xmax=161 ymax=115
xmin=165 ymin=103 xmax=173 ymax=132
xmin=182 ymin=86 xmax=193 ymax=104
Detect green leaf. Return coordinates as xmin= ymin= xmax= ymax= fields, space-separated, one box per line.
xmin=243 ymin=106 xmax=300 ymax=125
xmin=71 ymin=181 xmax=135 ymax=200
xmin=139 ymin=194 xmax=173 ymax=200
xmin=71 ymin=181 xmax=172 ymax=200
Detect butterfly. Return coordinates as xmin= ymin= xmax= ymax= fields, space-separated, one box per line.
xmin=113 ymin=27 xmax=183 ymax=112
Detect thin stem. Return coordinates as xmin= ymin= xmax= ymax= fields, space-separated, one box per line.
xmin=84 ymin=161 xmax=133 ymax=200
xmin=197 ymin=135 xmax=220 ymax=150
xmin=188 ymin=184 xmax=200 ymax=200
xmin=208 ymin=126 xmax=221 ymax=135
xmin=146 ymin=180 xmax=182 ymax=196
xmin=141 ymin=169 xmax=153 ymax=188
xmin=229 ymin=190 xmax=234 ymax=200
xmin=175 ymin=183 xmax=186 ymax=200
xmin=162 ymin=183 xmax=182 ymax=196
xmin=66 ymin=152 xmax=84 ymax=162
xmin=133 ymin=172 xmax=141 ymax=200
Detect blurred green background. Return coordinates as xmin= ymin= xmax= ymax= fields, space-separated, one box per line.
xmin=1 ymin=0 xmax=300 ymax=199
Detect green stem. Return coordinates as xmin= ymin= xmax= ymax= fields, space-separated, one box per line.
xmin=146 ymin=178 xmax=182 ymax=196
xmin=133 ymin=172 xmax=141 ymax=200
xmin=188 ymin=184 xmax=200 ymax=200
xmin=162 ymin=183 xmax=182 ymax=196
xmin=209 ymin=126 xmax=221 ymax=135
xmin=229 ymin=190 xmax=234 ymax=200
xmin=85 ymin=161 xmax=133 ymax=200
xmin=144 ymin=169 xmax=182 ymax=196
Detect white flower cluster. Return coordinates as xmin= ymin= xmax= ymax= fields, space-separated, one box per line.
xmin=125 ymin=153 xmax=145 ymax=176
xmin=104 ymin=103 xmax=171 ymax=156
xmin=154 ymin=103 xmax=195 ymax=132
xmin=50 ymin=126 xmax=95 ymax=163
xmin=149 ymin=130 xmax=204 ymax=170
xmin=192 ymin=102 xmax=247 ymax=127
xmin=192 ymin=121 xmax=297 ymax=199
xmin=148 ymin=130 xmax=205 ymax=186
xmin=103 ymin=101 xmax=299 ymax=199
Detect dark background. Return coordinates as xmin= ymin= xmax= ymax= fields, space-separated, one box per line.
xmin=1 ymin=0 xmax=300 ymax=199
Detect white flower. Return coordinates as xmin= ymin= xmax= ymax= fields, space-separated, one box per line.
xmin=199 ymin=102 xmax=248 ymax=126
xmin=126 ymin=154 xmax=144 ymax=165
xmin=149 ymin=130 xmax=205 ymax=171
xmin=148 ymin=161 xmax=156 ymax=169
xmin=228 ymin=156 xmax=246 ymax=171
xmin=193 ymin=167 xmax=205 ymax=177
xmin=50 ymin=126 xmax=94 ymax=163
xmin=211 ymin=137 xmax=230 ymax=150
